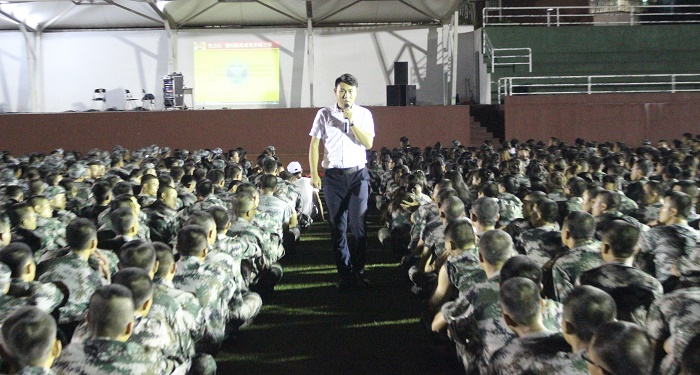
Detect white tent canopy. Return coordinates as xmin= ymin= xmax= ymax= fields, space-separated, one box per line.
xmin=0 ymin=0 xmax=462 ymax=31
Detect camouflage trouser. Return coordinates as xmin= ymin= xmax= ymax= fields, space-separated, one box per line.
xmin=228 ymin=291 xmax=263 ymax=329
xmin=188 ymin=353 xmax=217 ymax=375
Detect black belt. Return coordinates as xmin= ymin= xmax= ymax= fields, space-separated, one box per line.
xmin=326 ymin=166 xmax=363 ymax=175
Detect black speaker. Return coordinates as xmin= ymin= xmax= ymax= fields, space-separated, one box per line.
xmin=387 ymin=85 xmax=416 ymax=106
xmin=394 ymin=62 xmax=408 ymax=85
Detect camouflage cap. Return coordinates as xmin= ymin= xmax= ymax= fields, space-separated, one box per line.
xmin=212 ymin=148 xmax=223 ymax=156
xmin=68 ymin=163 xmax=87 ymax=179
xmin=212 ymin=159 xmax=226 ymax=170
xmin=0 ymin=169 xmax=16 ymax=185
xmin=44 ymin=185 xmax=66 ymax=200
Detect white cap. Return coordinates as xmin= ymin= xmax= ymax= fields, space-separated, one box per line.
xmin=287 ymin=161 xmax=302 ymax=174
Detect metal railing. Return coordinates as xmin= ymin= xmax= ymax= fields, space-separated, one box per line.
xmin=497 ymin=74 xmax=700 ymax=103
xmin=484 ymin=5 xmax=700 ymax=27
xmin=483 ymin=32 xmax=532 ymax=73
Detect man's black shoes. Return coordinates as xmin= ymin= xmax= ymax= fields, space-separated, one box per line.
xmin=336 ymin=270 xmax=371 ymax=289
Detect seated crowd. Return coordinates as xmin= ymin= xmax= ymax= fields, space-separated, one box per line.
xmin=0 ymin=145 xmax=322 ymax=374
xmin=373 ymin=134 xmax=700 ymax=375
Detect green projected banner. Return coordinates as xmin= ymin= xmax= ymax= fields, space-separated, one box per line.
xmin=194 ymin=41 xmax=280 ymax=106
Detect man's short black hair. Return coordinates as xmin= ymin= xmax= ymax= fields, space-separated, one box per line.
xmin=666 ymin=191 xmax=692 ymax=219
xmin=112 ymin=267 xmax=154 ymax=307
xmin=110 ymin=207 xmax=135 ymax=236
xmin=7 ymin=202 xmax=33 ymax=228
xmin=603 ymin=220 xmax=640 ymax=258
xmin=0 ymin=243 xmax=34 ymax=278
xmin=195 ymin=179 xmax=213 ymax=198
xmin=88 ymin=284 xmax=134 ymax=339
xmin=92 ymin=182 xmax=112 ymax=204
xmin=206 ymin=169 xmax=225 ymax=185
xmin=534 ymin=198 xmax=558 ymax=223
xmin=232 ymin=193 xmax=255 ymax=217
xmin=112 ymin=181 xmax=135 ymax=196
xmin=441 ymin=196 xmax=465 ymax=223
xmin=681 ymin=332 xmax=700 ymax=375
xmin=590 ymin=321 xmax=653 ymax=375
xmin=566 ymin=176 xmax=587 ymax=197
xmin=117 ymin=239 xmax=156 ymax=271
xmin=153 ymin=242 xmax=174 ymax=278
xmin=176 ymin=225 xmax=208 ymax=257
xmin=66 ymin=218 xmax=97 ymax=250
xmin=479 ymin=229 xmax=513 ymax=266
xmin=564 ymin=211 xmax=595 ymax=240
xmin=335 ymin=73 xmax=358 ymax=88
xmin=472 ymin=197 xmax=500 ymax=227
xmin=206 ymin=206 xmax=230 ymax=232
xmin=444 ymin=218 xmax=475 ymax=250
xmin=500 ymin=255 xmax=542 ymax=285
xmin=597 ymin=190 xmax=621 ymax=212
xmin=259 ymin=174 xmax=278 ymax=191
xmin=1 ymin=306 xmax=57 ymax=367
xmin=186 ymin=211 xmax=216 ymax=232
xmin=500 ymin=277 xmax=541 ymax=326
xmin=634 ymin=159 xmax=654 ymax=177
xmin=563 ymin=286 xmax=616 ymax=344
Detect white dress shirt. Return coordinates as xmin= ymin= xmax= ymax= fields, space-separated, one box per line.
xmin=309 ymin=103 xmax=375 ymax=169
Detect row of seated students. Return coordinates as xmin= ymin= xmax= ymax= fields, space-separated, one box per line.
xmin=0 ymin=145 xmax=319 ymax=375
xmin=373 ymin=134 xmax=700 ymax=375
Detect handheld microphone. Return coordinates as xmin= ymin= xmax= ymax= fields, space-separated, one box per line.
xmin=343 ymin=103 xmax=350 ymax=133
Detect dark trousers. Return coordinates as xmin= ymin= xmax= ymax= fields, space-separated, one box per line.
xmin=323 ymin=167 xmax=369 ymax=278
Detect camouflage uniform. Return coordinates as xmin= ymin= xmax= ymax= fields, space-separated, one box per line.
xmin=423 ymin=221 xmax=447 ymax=260
xmin=229 ymin=217 xmax=274 ymax=272
xmin=35 ymin=216 xmax=67 ymax=259
xmin=446 ymin=247 xmax=486 ymax=293
xmin=212 ymin=233 xmax=253 ymax=291
xmin=577 ymin=262 xmax=663 ymax=325
xmin=547 ymin=191 xmax=568 ymax=204
xmin=143 ymin=200 xmax=180 ymax=246
xmin=14 ymin=366 xmax=56 ymax=375
xmin=488 ymin=331 xmax=587 ymax=375
xmin=617 ymin=191 xmax=639 ymax=215
xmin=565 ymin=197 xmax=584 ymax=214
xmin=55 ymin=209 xmax=78 ymax=227
xmin=409 ymin=202 xmax=438 ymax=251
xmin=173 ymin=255 xmax=237 ymax=346
xmin=552 ymin=239 xmax=604 ymax=302
xmin=257 ymin=194 xmax=293 ymax=238
xmin=594 ymin=211 xmax=646 ymax=241
xmin=441 ymin=273 xmax=516 ymax=374
xmin=97 ymin=210 xmax=151 ymax=242
xmin=646 ymin=287 xmax=700 ymax=375
xmin=632 ymin=201 xmax=663 ymax=225
xmin=638 ymin=223 xmax=700 ymax=284
xmin=542 ymin=299 xmax=564 ymax=332
xmin=7 ymin=278 xmax=64 ymax=313
xmin=0 ymin=294 xmax=31 ymax=322
xmin=37 ymin=251 xmax=109 ymax=324
xmin=53 ymin=337 xmax=167 ymax=375
xmin=515 ymin=223 xmax=563 ymax=267
xmin=176 ymin=188 xmax=197 ymax=212
xmin=498 ymin=193 xmax=524 ymax=227
xmin=153 ymin=277 xmax=205 ymax=356
xmin=190 ymin=195 xmax=227 ymax=213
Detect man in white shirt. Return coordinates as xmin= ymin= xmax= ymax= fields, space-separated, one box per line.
xmin=308 ymin=73 xmax=375 ymax=289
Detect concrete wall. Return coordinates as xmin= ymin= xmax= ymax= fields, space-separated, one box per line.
xmin=504 ymin=92 xmax=700 ymax=145
xmin=0 ymin=105 xmax=471 ymax=170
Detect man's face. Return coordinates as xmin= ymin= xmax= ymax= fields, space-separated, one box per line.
xmin=34 ymin=199 xmax=53 ymax=219
xmin=643 ymin=185 xmax=659 ymax=206
xmin=630 ymin=163 xmax=642 ymax=181
xmin=22 ymin=208 xmax=38 ymax=230
xmin=658 ymin=197 xmax=674 ymax=225
xmin=591 ymin=196 xmax=606 ymax=217
xmin=162 ymin=189 xmax=178 ymax=209
xmin=145 ymin=179 xmax=159 ymax=196
xmin=334 ymin=82 xmax=358 ymax=109
xmin=522 ymin=195 xmax=536 ymax=219
xmin=50 ymin=193 xmax=66 ymax=210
